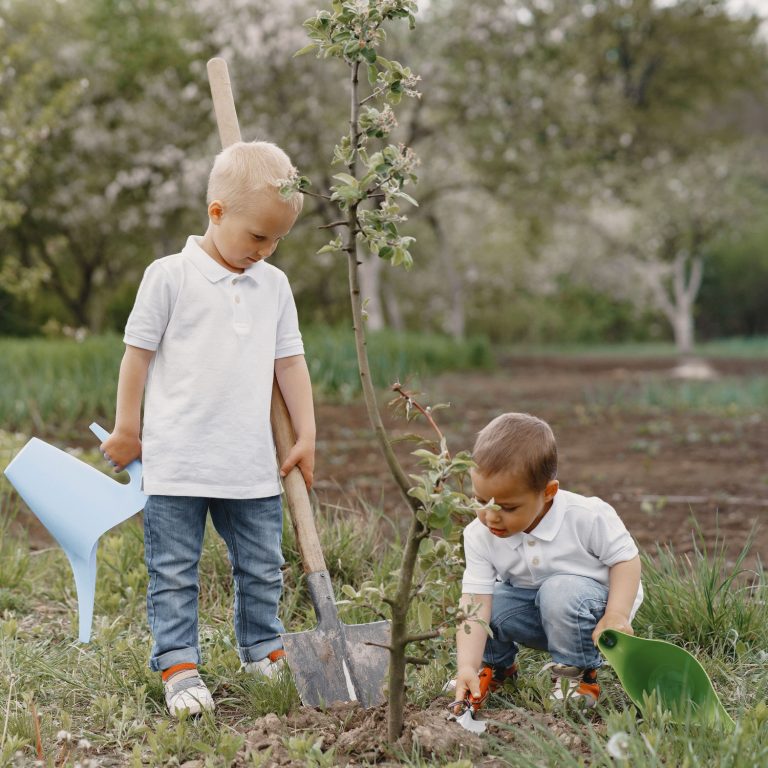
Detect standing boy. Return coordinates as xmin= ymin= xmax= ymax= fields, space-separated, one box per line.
xmin=101 ymin=141 xmax=315 ymax=717
xmin=452 ymin=413 xmax=643 ymax=710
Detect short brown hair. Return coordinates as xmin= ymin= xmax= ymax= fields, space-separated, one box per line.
xmin=473 ymin=413 xmax=558 ymax=491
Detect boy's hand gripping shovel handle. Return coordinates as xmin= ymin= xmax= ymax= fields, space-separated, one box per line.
xmin=269 ymin=381 xmax=327 ymax=575
xmin=207 ymin=57 xmax=326 ymax=576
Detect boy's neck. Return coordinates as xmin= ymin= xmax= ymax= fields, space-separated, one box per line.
xmin=199 ymin=226 xmax=244 ymax=274
xmin=523 ymin=498 xmax=554 ymax=534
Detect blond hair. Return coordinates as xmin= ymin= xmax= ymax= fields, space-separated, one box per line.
xmin=206 ymin=140 xmax=303 ymax=216
xmin=473 ymin=413 xmax=558 ymax=491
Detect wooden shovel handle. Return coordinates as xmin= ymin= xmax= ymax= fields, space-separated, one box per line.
xmin=207 ymin=58 xmax=242 ymax=147
xmin=206 ymin=57 xmax=327 ymax=575
xmin=269 ymin=381 xmax=327 ymax=574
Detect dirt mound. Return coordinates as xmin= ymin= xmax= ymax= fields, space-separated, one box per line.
xmin=237 ymin=700 xmax=591 ymax=766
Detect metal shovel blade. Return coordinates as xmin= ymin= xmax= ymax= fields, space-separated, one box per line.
xmin=282 ymin=572 xmax=390 ymax=708
xmin=342 ymin=620 xmax=391 ymax=707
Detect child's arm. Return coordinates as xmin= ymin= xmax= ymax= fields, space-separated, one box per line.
xmin=274 ymin=354 xmax=316 ymax=490
xmin=592 ymin=554 xmax=641 ymax=644
xmin=101 ymin=345 xmax=155 ymax=472
xmin=455 ymin=593 xmax=493 ymax=703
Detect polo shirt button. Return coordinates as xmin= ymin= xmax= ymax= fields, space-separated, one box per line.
xmin=528 ymin=539 xmax=536 ymax=546
xmin=234 ymin=295 xmax=241 ymax=303
xmin=231 ymin=279 xmax=238 ymax=286
xmin=531 ymin=557 xmax=540 ymax=566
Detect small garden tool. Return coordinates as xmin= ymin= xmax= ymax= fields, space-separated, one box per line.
xmin=447 ymin=665 xmax=495 ymax=733
xmin=4 ymin=423 xmax=146 ymax=642
xmin=598 ymin=629 xmax=734 ymax=729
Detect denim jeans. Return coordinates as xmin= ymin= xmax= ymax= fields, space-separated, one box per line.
xmin=143 ymin=494 xmax=285 ymax=672
xmin=482 ymin=574 xmax=608 ymax=674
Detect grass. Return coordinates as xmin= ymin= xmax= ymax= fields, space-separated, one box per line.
xmin=582 ymin=376 xmax=768 ymax=413
xmin=0 ymin=329 xmax=493 ymax=437
xmin=2 ymin=481 xmax=767 ymax=766
xmin=501 ymin=335 xmax=768 ymax=359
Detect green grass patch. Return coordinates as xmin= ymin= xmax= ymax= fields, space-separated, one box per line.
xmin=502 ymin=335 xmax=768 ymax=359
xmin=582 ymin=376 xmax=768 ymax=413
xmin=0 ymin=330 xmax=493 ymax=436
xmin=303 ymin=326 xmax=494 ymax=401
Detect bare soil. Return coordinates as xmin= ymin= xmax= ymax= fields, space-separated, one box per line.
xmin=227 ymin=700 xmax=591 ymax=767
xmin=311 ymin=355 xmax=768 ymax=563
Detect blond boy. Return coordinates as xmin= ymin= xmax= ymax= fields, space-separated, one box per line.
xmin=101 ymin=141 xmax=315 ymax=717
xmin=452 ymin=413 xmax=642 ymax=710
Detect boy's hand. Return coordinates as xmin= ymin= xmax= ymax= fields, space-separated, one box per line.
xmin=279 ymin=438 xmax=315 ymax=490
xmin=453 ymin=665 xmax=482 ymax=710
xmin=592 ymin=610 xmax=633 ymax=645
xmin=100 ymin=431 xmax=142 ymax=473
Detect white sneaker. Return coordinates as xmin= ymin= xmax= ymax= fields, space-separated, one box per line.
xmin=163 ymin=669 xmax=215 ymax=717
xmin=241 ymin=649 xmax=287 ymax=678
xmin=542 ymin=663 xmax=600 ymax=708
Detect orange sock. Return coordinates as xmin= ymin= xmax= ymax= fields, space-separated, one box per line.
xmin=267 ymin=649 xmax=286 ymax=663
xmin=161 ymin=663 xmax=197 ymax=682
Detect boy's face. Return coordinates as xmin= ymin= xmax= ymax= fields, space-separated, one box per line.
xmin=205 ymin=193 xmax=298 ymax=273
xmin=471 ymin=468 xmax=559 ymax=538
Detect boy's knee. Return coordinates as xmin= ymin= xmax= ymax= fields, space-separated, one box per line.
xmin=536 ymin=575 xmax=607 ymax=619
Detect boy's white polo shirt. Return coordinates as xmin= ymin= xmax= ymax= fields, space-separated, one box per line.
xmin=123 ymin=235 xmax=305 ymax=498
xmin=462 ymin=489 xmax=643 ymax=617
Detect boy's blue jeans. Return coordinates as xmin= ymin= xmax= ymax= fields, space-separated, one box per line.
xmin=482 ymin=575 xmax=608 ymax=673
xmin=143 ymin=494 xmax=285 ymax=672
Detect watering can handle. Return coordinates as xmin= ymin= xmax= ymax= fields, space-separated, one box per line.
xmin=88 ymin=422 xmax=143 ymax=489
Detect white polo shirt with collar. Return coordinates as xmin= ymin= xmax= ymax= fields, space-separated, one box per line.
xmin=123 ymin=235 xmax=305 ymax=498
xmin=462 ymin=489 xmax=643 ymax=617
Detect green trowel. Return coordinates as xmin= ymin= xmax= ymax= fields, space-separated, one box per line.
xmin=598 ymin=630 xmax=734 ymax=730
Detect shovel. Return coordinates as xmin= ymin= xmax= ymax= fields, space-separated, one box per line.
xmin=3 ymin=423 xmax=146 ymax=642
xmin=598 ymin=630 xmax=734 ymax=729
xmin=207 ymin=58 xmax=390 ymax=708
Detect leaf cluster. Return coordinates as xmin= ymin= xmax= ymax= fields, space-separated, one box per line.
xmin=281 ymin=1 xmax=421 ymax=270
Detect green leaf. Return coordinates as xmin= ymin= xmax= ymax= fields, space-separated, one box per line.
xmin=408 ymin=486 xmax=429 ymax=504
xmin=367 ymin=63 xmax=378 ymax=86
xmin=293 ymin=43 xmax=318 ymax=58
xmin=394 ymin=190 xmax=418 ymax=206
xmin=332 ymin=172 xmax=359 ymax=186
xmin=361 ymin=46 xmax=377 ymax=64
xmin=417 ymin=601 xmax=432 ymax=633
xmin=341 ymin=584 xmax=358 ymax=599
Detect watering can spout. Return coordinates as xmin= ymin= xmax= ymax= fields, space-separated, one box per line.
xmin=4 ymin=423 xmax=147 ymax=642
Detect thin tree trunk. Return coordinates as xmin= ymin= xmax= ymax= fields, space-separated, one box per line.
xmin=345 ymin=58 xmax=426 ymax=742
xmin=345 ymin=59 xmax=416 ymax=509
xmin=387 ymin=513 xmax=427 ymax=743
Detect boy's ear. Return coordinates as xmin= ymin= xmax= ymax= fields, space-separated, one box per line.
xmin=544 ymin=479 xmax=559 ymax=501
xmin=208 ymin=200 xmax=224 ymax=222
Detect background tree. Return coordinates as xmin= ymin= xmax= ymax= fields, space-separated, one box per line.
xmin=0 ymin=0 xmax=82 ymax=333
xmin=0 ymin=0 xmax=212 ymax=332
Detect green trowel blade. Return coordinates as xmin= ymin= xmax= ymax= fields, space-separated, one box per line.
xmin=598 ymin=630 xmax=734 ymax=730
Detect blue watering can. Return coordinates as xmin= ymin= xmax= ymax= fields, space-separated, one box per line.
xmin=3 ymin=423 xmax=146 ymax=642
